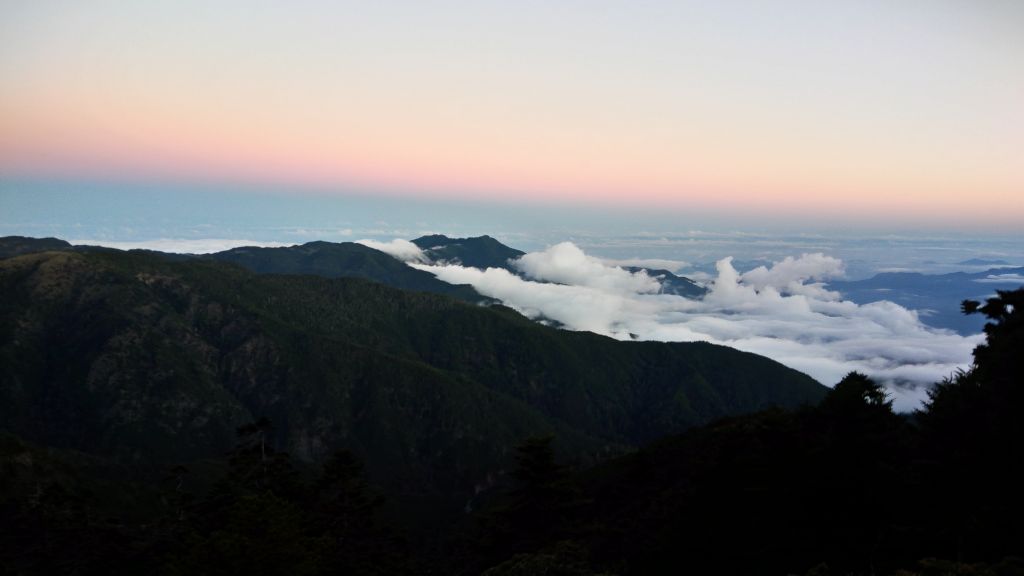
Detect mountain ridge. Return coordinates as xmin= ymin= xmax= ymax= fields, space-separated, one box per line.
xmin=0 ymin=246 xmax=825 ymax=522
xmin=411 ymin=234 xmax=525 ymax=271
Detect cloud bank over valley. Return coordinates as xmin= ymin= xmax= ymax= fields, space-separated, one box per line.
xmin=355 ymin=238 xmax=430 ymax=263
xmin=392 ymin=242 xmax=983 ymax=411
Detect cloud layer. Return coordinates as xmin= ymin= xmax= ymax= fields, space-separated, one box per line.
xmin=515 ymin=242 xmax=662 ymax=294
xmin=411 ymin=243 xmax=982 ymax=411
xmin=355 ymin=239 xmax=428 ymax=263
xmin=974 ymin=273 xmax=1024 ymax=283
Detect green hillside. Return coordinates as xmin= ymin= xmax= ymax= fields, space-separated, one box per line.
xmin=0 ymin=249 xmax=823 ymax=519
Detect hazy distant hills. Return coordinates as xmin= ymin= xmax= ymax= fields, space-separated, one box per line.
xmin=685 ymin=250 xmax=1023 ymax=335
xmin=0 ymin=245 xmax=823 ymax=520
xmin=827 ymin=268 xmax=1024 ymax=335
xmin=957 ymin=258 xmax=1011 ymax=266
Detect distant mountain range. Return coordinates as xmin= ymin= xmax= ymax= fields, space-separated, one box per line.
xmin=0 ymin=237 xmax=823 ymax=523
xmin=957 ymin=258 xmax=1011 ymax=266
xmin=685 ymin=252 xmax=1022 ymax=335
xmin=826 ymin=268 xmax=1024 ymax=335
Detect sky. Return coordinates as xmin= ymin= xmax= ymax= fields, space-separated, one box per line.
xmin=2 ymin=1 xmax=1023 ymax=229
xmin=2 ymin=2 xmax=1022 ymax=403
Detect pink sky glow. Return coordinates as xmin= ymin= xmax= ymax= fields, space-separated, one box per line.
xmin=1 ymin=1 xmax=1022 ymax=229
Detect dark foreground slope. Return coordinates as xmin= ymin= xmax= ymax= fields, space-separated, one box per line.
xmin=0 ymin=251 xmax=585 ymax=513
xmin=460 ymin=290 xmax=1024 ymax=576
xmin=0 ymin=250 xmax=822 ymax=511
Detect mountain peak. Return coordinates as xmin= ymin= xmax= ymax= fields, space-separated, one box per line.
xmin=0 ymin=236 xmax=73 ymax=259
xmin=411 ymin=234 xmax=453 ymax=248
xmin=412 ymin=234 xmax=524 ymax=270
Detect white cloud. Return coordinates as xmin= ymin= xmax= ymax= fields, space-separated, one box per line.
xmin=414 ymin=244 xmax=982 ymax=411
xmin=740 ymin=253 xmax=844 ymax=299
xmin=412 ymin=263 xmax=660 ymax=338
xmin=974 ymin=273 xmax=1024 ymax=283
xmin=69 ymin=238 xmax=294 ymax=254
xmin=356 ymin=238 xmax=428 ymax=263
xmin=512 ymin=242 xmax=662 ymax=294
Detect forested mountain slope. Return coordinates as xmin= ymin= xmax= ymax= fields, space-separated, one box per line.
xmin=0 ymin=249 xmax=823 ymax=518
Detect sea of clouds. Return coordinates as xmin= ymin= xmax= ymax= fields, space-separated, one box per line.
xmin=362 ymin=239 xmax=982 ymax=411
